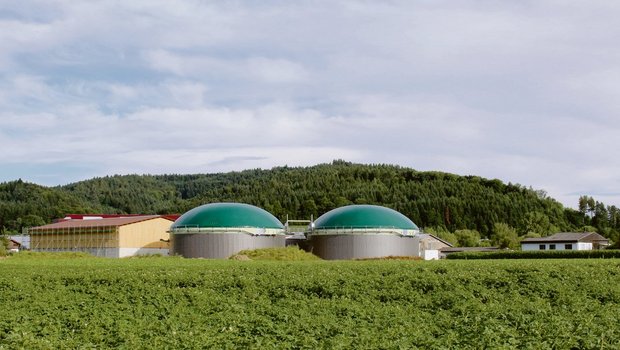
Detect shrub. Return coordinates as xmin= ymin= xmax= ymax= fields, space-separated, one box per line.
xmin=230 ymin=246 xmax=321 ymax=261
xmin=0 ymin=235 xmax=10 ymax=257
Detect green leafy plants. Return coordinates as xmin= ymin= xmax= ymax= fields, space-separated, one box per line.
xmin=1 ymin=256 xmax=619 ymax=348
xmin=230 ymin=246 xmax=320 ymax=261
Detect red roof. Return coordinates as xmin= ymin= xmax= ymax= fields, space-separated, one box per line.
xmin=57 ymin=214 xmax=147 ymax=222
xmin=30 ymin=215 xmax=173 ymax=231
xmin=161 ymin=214 xmax=181 ymax=221
xmin=55 ymin=214 xmax=181 ymax=222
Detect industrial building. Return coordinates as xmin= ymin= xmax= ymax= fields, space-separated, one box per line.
xmin=25 ymin=203 xmax=450 ymax=260
xmin=170 ymin=202 xmax=286 ymax=258
xmin=307 ymin=204 xmax=449 ymax=260
xmin=28 ymin=215 xmax=173 ymax=257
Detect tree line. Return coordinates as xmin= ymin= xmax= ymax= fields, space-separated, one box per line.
xmin=1 ymin=161 xmax=618 ymax=248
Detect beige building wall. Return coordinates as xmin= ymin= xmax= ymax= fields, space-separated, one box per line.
xmin=118 ymin=218 xmax=171 ymax=249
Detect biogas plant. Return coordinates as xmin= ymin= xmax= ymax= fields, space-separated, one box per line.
xmin=169 ymin=203 xmax=450 ymax=260
xmin=25 ymin=202 xmax=451 ymax=260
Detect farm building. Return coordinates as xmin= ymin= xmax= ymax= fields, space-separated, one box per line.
xmin=415 ymin=233 xmax=454 ymax=260
xmin=521 ymin=232 xmax=610 ymax=251
xmin=170 ymin=203 xmax=286 ymax=258
xmin=28 ymin=215 xmax=173 ymax=257
xmin=8 ymin=239 xmax=21 ymax=253
xmin=307 ymin=205 xmax=447 ymax=260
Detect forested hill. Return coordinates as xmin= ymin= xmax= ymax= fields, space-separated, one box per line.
xmin=1 ymin=161 xmax=618 ymax=246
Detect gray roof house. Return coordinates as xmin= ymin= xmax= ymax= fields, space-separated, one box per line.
xmin=521 ymin=232 xmax=610 ymax=251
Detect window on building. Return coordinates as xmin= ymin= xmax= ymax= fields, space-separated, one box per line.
xmin=549 ymin=244 xmax=556 ymax=250
xmin=539 ymin=244 xmax=546 ymax=250
xmin=565 ymin=244 xmax=572 ymax=250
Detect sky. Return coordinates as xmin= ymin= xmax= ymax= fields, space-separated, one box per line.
xmin=1 ymin=1 xmax=619 ymax=209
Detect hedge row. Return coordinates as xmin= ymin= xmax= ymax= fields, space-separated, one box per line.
xmin=446 ymin=249 xmax=620 ymax=259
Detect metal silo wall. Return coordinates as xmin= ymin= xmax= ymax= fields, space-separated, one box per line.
xmin=309 ymin=235 xmax=417 ymax=260
xmin=171 ymin=233 xmax=286 ymax=258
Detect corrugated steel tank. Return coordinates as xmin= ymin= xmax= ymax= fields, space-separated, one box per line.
xmin=172 ymin=233 xmax=286 ymax=259
xmin=309 ymin=235 xmax=417 ymax=260
xmin=308 ymin=205 xmax=420 ymax=260
xmin=170 ymin=203 xmax=285 ymax=258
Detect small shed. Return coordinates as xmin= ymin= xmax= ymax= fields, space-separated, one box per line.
xmin=8 ymin=239 xmax=21 ymax=253
xmin=520 ymin=232 xmax=610 ymax=251
xmin=414 ymin=234 xmax=453 ymax=260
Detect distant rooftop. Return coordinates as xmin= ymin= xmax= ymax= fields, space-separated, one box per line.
xmin=417 ymin=233 xmax=454 ymax=247
xmin=521 ymin=232 xmax=609 ymax=244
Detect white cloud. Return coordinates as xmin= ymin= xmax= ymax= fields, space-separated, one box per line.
xmin=103 ymin=146 xmax=362 ymax=176
xmin=246 ymin=57 xmax=308 ymax=83
xmin=0 ymin=20 xmax=54 ymax=70
xmin=9 ymin=75 xmax=55 ymax=101
xmin=146 ymin=50 xmax=308 ymax=84
xmin=1 ymin=1 xmax=620 ymax=209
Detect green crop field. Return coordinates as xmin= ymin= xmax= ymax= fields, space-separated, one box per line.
xmin=1 ymin=255 xmax=620 ymax=349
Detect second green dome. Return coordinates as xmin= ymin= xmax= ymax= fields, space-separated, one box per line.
xmin=313 ymin=205 xmax=418 ymax=230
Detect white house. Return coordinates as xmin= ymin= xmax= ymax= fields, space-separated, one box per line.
xmin=520 ymin=232 xmax=610 ymax=251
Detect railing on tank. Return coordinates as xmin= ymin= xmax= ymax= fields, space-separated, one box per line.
xmin=307 ymin=226 xmax=420 ymax=237
xmin=169 ymin=225 xmax=285 ymax=236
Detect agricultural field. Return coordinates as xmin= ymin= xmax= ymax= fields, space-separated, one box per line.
xmin=1 ymin=255 xmax=620 ymax=349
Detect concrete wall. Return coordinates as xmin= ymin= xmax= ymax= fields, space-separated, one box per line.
xmin=34 ymin=247 xmax=169 ymax=258
xmin=118 ymin=247 xmax=169 ymax=258
xmin=309 ymin=235 xmax=417 ymax=260
xmin=32 ymin=247 xmax=119 ymax=257
xmin=421 ymin=250 xmax=439 ymax=260
xmin=171 ymin=233 xmax=286 ymax=258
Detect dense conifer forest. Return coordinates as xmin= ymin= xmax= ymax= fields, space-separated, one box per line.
xmin=1 ymin=161 xmax=618 ymax=247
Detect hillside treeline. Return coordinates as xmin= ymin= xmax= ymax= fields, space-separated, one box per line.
xmin=1 ymin=161 xmax=618 ymax=247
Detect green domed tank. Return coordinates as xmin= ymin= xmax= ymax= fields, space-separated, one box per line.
xmin=170 ymin=203 xmax=285 ymax=258
xmin=313 ymin=205 xmax=418 ymax=230
xmin=308 ymin=205 xmax=420 ymax=260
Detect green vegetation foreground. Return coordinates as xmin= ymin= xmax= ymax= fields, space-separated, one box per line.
xmin=1 ymin=256 xmax=619 ymax=349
